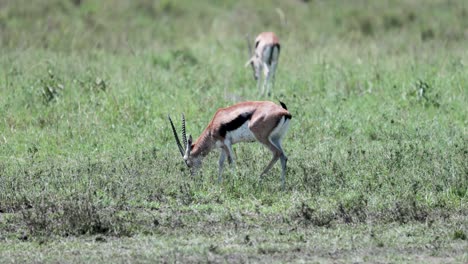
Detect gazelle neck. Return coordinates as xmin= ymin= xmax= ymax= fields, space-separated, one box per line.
xmin=191 ymin=129 xmax=214 ymax=158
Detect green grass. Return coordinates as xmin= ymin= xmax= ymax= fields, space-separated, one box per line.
xmin=0 ymin=0 xmax=467 ymax=262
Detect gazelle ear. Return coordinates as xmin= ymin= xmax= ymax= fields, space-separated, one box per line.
xmin=245 ymin=58 xmax=253 ymax=67
xmin=187 ymin=135 xmax=193 ymax=150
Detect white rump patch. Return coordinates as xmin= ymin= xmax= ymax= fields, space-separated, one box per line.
xmin=262 ymin=45 xmax=280 ymax=66
xmin=269 ymin=116 xmax=290 ymax=142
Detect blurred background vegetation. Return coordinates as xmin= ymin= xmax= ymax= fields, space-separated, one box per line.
xmin=1 ymin=0 xmax=467 ymax=51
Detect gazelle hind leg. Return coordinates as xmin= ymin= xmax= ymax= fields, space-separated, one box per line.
xmin=279 ymin=153 xmax=287 ymax=190
xmin=270 ymin=137 xmax=287 ymax=190
xmin=260 ymin=152 xmax=281 ymax=177
xmin=267 ymin=62 xmax=278 ymax=97
xmin=218 ymin=150 xmax=227 ymax=183
xmin=270 ymin=137 xmax=288 ymax=190
xmin=259 ymin=138 xmax=283 ymax=179
xmin=250 ymin=115 xmax=289 ymax=189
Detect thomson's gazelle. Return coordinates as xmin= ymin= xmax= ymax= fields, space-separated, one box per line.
xmin=245 ymin=32 xmax=280 ymax=96
xmin=169 ymin=101 xmax=292 ymax=189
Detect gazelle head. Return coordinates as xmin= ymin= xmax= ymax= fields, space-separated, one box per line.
xmin=183 ymin=134 xmax=202 ymax=169
xmin=168 ymin=115 xmax=202 ymax=174
xmin=245 ymin=34 xmax=261 ymax=81
xmin=245 ymin=56 xmax=262 ymax=81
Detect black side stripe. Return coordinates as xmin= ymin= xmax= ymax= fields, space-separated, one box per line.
xmin=219 ymin=112 xmax=254 ymax=137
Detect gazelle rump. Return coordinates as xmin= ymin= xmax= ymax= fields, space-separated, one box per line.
xmin=246 ymin=32 xmax=280 ymax=97
xmin=168 ymin=101 xmax=292 ymax=189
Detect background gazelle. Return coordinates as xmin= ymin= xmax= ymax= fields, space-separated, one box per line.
xmin=246 ymin=32 xmax=280 ymax=96
xmin=169 ymin=101 xmax=292 ymax=189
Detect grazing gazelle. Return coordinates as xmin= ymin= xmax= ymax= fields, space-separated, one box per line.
xmin=168 ymin=101 xmax=292 ymax=189
xmin=245 ymin=32 xmax=280 ymax=96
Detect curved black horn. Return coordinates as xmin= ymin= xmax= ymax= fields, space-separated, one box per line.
xmin=168 ymin=115 xmax=184 ymax=157
xmin=182 ymin=114 xmax=187 ymax=147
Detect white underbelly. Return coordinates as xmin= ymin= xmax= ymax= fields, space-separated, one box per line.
xmin=226 ymin=121 xmax=256 ymax=144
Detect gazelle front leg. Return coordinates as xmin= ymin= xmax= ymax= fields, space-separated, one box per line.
xmin=218 ymin=149 xmax=227 ymax=183
xmin=257 ymin=72 xmax=264 ymax=96
xmin=225 ymin=142 xmax=236 ymax=175
xmin=218 ymin=144 xmax=235 ymax=183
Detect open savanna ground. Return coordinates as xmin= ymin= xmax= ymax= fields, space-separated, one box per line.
xmin=0 ymin=0 xmax=467 ymax=262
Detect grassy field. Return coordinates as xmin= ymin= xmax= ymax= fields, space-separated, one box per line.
xmin=0 ymin=0 xmax=467 ymax=262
